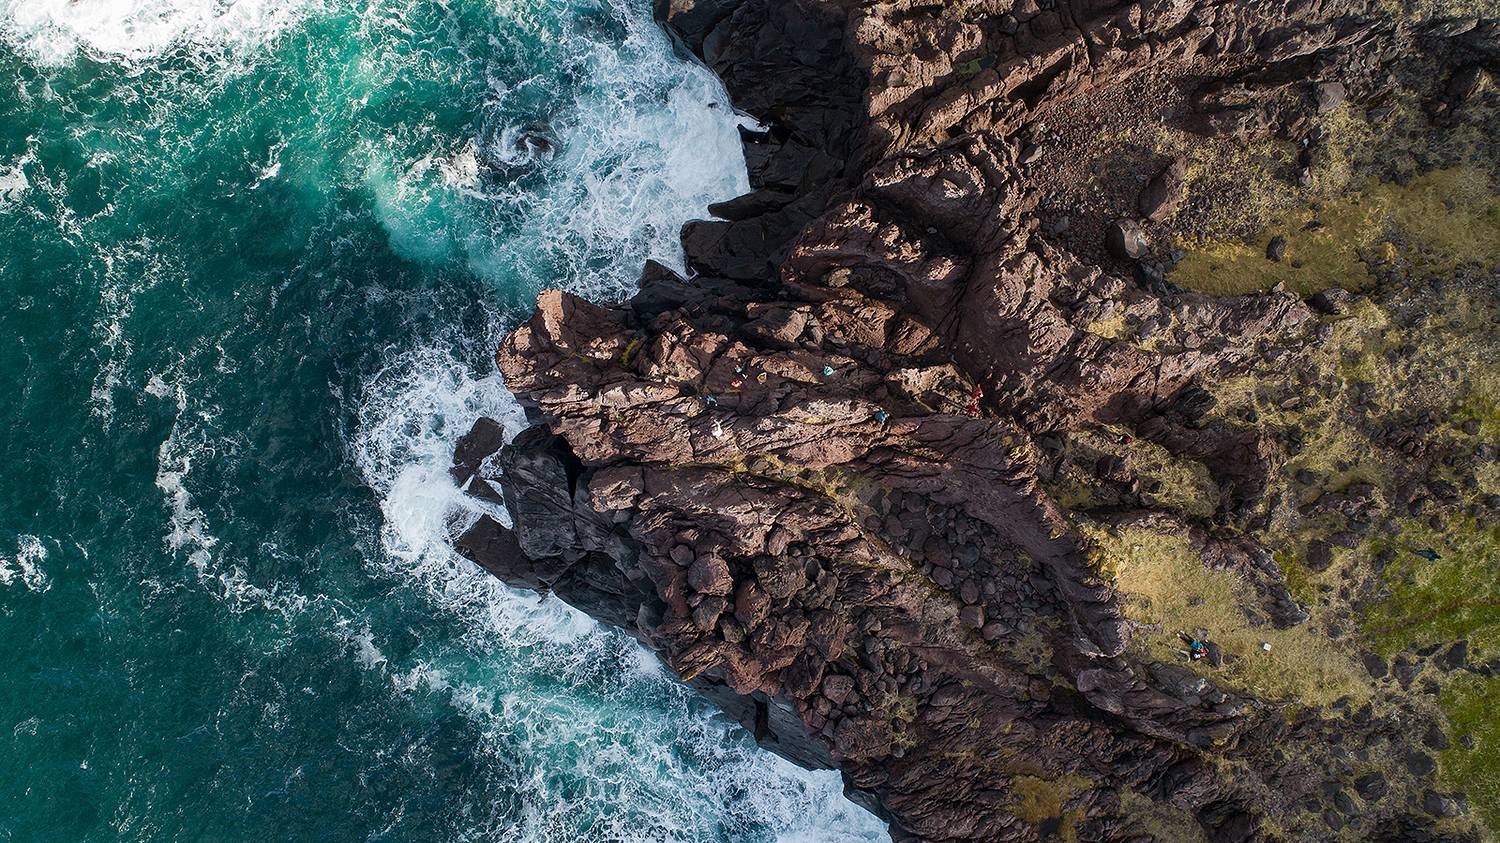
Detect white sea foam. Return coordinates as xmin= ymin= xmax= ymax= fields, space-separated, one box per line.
xmin=90 ymin=243 xmax=173 ymax=423
xmin=348 ymin=65 xmax=888 ymax=843
xmin=0 ymin=534 xmax=51 ymax=591
xmin=249 ymin=140 xmax=288 ymax=189
xmin=351 ymin=625 xmax=389 ymax=670
xmin=333 ymin=0 xmax=883 ymax=837
xmin=351 ymin=336 xmax=885 ymax=838
xmin=0 ymin=0 xmax=322 ymax=67
xmin=0 ymin=151 xmax=33 ymax=208
xmin=153 ymin=382 xmax=214 ymax=566
xmin=151 ymin=378 xmax=308 ymax=617
xmin=362 ymin=0 xmax=752 ymax=299
xmin=355 ymin=341 xmax=524 ymax=559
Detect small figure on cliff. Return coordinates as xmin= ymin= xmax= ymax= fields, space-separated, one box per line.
xmin=822 ymin=365 xmax=835 ymax=377
xmin=874 ymin=408 xmax=890 ymax=424
xmin=730 ymin=375 xmax=745 ymax=390
xmin=1179 ymin=631 xmax=1208 ymax=661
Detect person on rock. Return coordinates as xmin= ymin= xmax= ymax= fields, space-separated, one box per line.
xmin=1179 ymin=631 xmax=1208 ymax=661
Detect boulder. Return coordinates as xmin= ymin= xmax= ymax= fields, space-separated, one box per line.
xmin=1138 ymin=156 xmax=1188 ymax=221
xmin=1266 ymin=235 xmax=1288 ymax=262
xmin=1314 ymin=81 xmax=1347 ymax=112
xmin=1422 ymin=790 xmax=1463 ymax=818
xmin=1106 ymin=218 xmax=1150 ymax=260
xmin=688 ymin=551 xmax=734 ymax=595
xmin=1355 ymin=772 xmax=1388 ymax=801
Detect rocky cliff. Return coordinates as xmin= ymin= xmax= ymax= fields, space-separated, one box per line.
xmin=449 ymin=1 xmax=1500 ymax=839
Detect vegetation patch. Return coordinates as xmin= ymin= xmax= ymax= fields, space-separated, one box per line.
xmin=1082 ymin=310 xmax=1131 ymax=342
xmin=1169 ymin=167 xmax=1500 ymax=296
xmin=1126 ymin=439 xmax=1222 ymax=520
xmin=1164 ymin=91 xmax=1500 ymax=295
xmin=1044 ymin=429 xmax=1220 ymax=520
xmin=1363 ymin=516 xmax=1500 ymax=658
xmin=1008 ymin=773 xmax=1092 ymax=841
xmin=1438 ymin=673 xmax=1500 ymax=833
xmin=1118 ymin=788 xmax=1208 ymax=842
xmin=1093 ymin=525 xmax=1370 ymax=707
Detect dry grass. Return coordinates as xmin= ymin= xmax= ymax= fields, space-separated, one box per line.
xmin=1126 ymin=438 xmax=1221 ymax=520
xmin=1118 ymin=788 xmax=1210 ymax=843
xmin=1199 ymin=287 xmax=1498 ymax=496
xmin=1127 ymin=118 xmax=1302 ymax=244
xmin=1399 ymin=0 xmax=1500 ymax=17
xmin=1092 ymin=525 xmax=1372 ymax=707
xmin=1008 ymin=773 xmax=1092 ymax=842
xmin=1044 ymin=429 xmax=1219 ymax=520
xmin=1169 ymin=167 xmax=1500 ymax=296
xmin=1166 ymin=87 xmax=1500 ymax=296
xmin=1082 ymin=310 xmax=1131 ymax=342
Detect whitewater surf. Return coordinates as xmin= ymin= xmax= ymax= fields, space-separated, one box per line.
xmin=0 ymin=0 xmax=888 ymax=838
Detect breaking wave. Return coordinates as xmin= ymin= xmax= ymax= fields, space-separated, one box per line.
xmin=0 ymin=0 xmax=889 ymax=836
xmin=360 ymin=0 xmax=752 ymax=299
xmin=0 ymin=534 xmax=50 ymax=591
xmin=0 ymin=0 xmax=322 ymax=67
xmin=352 ymin=334 xmax=889 ymax=841
xmin=348 ymin=0 xmax=885 ymax=836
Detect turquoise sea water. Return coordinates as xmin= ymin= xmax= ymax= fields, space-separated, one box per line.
xmin=0 ymin=1 xmax=888 ymax=839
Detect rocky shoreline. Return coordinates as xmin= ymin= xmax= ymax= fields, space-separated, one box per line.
xmin=449 ymin=2 xmax=1499 ymax=840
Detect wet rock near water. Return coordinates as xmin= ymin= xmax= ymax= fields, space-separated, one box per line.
xmin=444 ymin=0 xmax=1500 ymax=839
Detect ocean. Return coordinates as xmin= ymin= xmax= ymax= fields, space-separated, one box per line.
xmin=0 ymin=0 xmax=888 ymax=839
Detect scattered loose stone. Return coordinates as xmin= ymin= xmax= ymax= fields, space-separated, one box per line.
xmin=1106 ymin=217 xmax=1149 ymax=260
xmin=1355 ymin=772 xmax=1388 ymax=801
xmin=1266 ymin=235 xmax=1288 ymax=262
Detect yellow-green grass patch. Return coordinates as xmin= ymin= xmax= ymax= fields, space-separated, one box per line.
xmin=1363 ymin=516 xmax=1500 ymax=658
xmin=1093 ymin=525 xmax=1370 ymax=707
xmin=1438 ymin=673 xmax=1500 ymax=834
xmin=1169 ymin=167 xmax=1500 ymax=296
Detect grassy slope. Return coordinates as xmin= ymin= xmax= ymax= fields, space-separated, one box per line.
xmin=1122 ymin=83 xmax=1500 ymax=835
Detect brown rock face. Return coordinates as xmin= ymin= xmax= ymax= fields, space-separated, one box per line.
xmin=1138 ymin=156 xmax=1187 ymax=222
xmin=450 ymin=1 xmax=1498 ymax=840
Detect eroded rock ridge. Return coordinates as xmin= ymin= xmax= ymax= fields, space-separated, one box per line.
xmin=451 ymin=2 xmax=1499 ymax=839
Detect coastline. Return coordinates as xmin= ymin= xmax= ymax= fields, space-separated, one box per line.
xmin=452 ymin=1 xmax=1500 ymax=840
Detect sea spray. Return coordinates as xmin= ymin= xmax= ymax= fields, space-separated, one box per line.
xmin=0 ymin=0 xmax=888 ymax=838
xmin=0 ymin=0 xmax=324 ymax=67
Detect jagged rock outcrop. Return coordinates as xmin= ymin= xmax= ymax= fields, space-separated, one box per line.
xmin=450 ymin=1 xmax=1499 ymax=839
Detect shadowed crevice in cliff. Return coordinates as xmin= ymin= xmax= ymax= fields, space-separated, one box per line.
xmin=449 ymin=1 xmax=1500 ymax=840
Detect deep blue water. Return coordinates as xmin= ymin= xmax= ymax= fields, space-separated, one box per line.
xmin=0 ymin=1 xmax=887 ymax=839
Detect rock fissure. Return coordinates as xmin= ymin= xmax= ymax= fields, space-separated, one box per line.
xmin=450 ymin=0 xmax=1499 ymax=840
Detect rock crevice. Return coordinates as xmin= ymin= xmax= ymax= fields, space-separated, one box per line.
xmin=451 ymin=1 xmax=1498 ymax=839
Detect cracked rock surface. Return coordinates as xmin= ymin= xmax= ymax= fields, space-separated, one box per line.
xmin=449 ymin=1 xmax=1499 ymax=839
